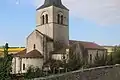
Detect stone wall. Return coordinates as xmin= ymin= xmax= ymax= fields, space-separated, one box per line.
xmin=38 ymin=65 xmax=120 ymax=80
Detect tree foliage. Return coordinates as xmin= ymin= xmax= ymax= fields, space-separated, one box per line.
xmin=93 ymin=52 xmax=107 ymax=67
xmin=106 ymin=53 xmax=113 ymax=65
xmin=66 ymin=50 xmax=84 ymax=71
xmin=0 ymin=43 xmax=13 ymax=80
xmin=112 ymin=46 xmax=120 ymax=64
xmin=93 ymin=46 xmax=120 ymax=67
xmin=24 ymin=66 xmax=44 ymax=79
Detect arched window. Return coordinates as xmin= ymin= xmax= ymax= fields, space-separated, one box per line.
xmin=42 ymin=15 xmax=44 ymax=24
xmin=57 ymin=14 xmax=60 ymax=24
xmin=61 ymin=15 xmax=63 ymax=24
xmin=46 ymin=14 xmax=48 ymax=23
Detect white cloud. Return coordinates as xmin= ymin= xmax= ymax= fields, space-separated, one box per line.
xmin=64 ymin=0 xmax=120 ymax=26
xmin=31 ymin=0 xmax=120 ymax=25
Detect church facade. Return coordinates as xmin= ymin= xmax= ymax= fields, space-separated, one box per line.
xmin=11 ymin=0 xmax=107 ymax=74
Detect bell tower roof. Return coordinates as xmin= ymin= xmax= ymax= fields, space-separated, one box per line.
xmin=36 ymin=0 xmax=68 ymax=10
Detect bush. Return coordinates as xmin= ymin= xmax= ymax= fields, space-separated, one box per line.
xmin=93 ymin=53 xmax=107 ymax=67
xmin=112 ymin=46 xmax=120 ymax=64
xmin=0 ymin=43 xmax=13 ymax=80
xmin=24 ymin=66 xmax=44 ymax=79
xmin=66 ymin=55 xmax=84 ymax=71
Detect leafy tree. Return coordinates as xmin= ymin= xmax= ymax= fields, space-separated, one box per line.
xmin=24 ymin=66 xmax=34 ymax=79
xmin=106 ymin=53 xmax=113 ymax=65
xmin=93 ymin=52 xmax=107 ymax=67
xmin=66 ymin=50 xmax=84 ymax=71
xmin=112 ymin=46 xmax=120 ymax=64
xmin=24 ymin=66 xmax=44 ymax=79
xmin=49 ymin=59 xmax=63 ymax=74
xmin=0 ymin=43 xmax=13 ymax=80
xmin=34 ymin=67 xmax=43 ymax=77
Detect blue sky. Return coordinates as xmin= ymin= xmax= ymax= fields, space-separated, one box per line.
xmin=0 ymin=0 xmax=120 ymax=46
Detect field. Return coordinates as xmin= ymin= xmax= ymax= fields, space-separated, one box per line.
xmin=0 ymin=47 xmax=25 ymax=57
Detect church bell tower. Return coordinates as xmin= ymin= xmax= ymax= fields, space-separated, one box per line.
xmin=36 ymin=0 xmax=69 ymax=48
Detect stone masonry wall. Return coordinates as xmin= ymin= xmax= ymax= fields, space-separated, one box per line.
xmin=38 ymin=64 xmax=120 ymax=80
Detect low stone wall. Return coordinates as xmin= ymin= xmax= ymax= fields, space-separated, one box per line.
xmin=37 ymin=65 xmax=120 ymax=80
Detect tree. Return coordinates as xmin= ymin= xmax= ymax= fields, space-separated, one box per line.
xmin=112 ymin=46 xmax=120 ymax=64
xmin=106 ymin=53 xmax=113 ymax=65
xmin=24 ymin=66 xmax=44 ymax=79
xmin=66 ymin=49 xmax=84 ymax=71
xmin=93 ymin=52 xmax=107 ymax=67
xmin=0 ymin=43 xmax=13 ymax=80
xmin=49 ymin=59 xmax=63 ymax=74
xmin=24 ymin=66 xmax=34 ymax=79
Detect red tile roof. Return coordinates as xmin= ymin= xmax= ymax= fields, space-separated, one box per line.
xmin=22 ymin=49 xmax=43 ymax=58
xmin=13 ymin=49 xmax=26 ymax=57
xmin=14 ymin=49 xmax=43 ymax=58
xmin=69 ymin=40 xmax=105 ymax=50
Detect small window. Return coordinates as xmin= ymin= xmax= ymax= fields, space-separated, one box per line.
xmin=42 ymin=15 xmax=44 ymax=24
xmin=46 ymin=14 xmax=48 ymax=23
xmin=61 ymin=15 xmax=63 ymax=24
xmin=63 ymin=56 xmax=65 ymax=59
xmin=33 ymin=44 xmax=36 ymax=49
xmin=90 ymin=54 xmax=92 ymax=61
xmin=23 ymin=64 xmax=25 ymax=70
xmin=57 ymin=14 xmax=60 ymax=24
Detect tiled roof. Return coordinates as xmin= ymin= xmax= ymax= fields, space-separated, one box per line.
xmin=36 ymin=0 xmax=68 ymax=10
xmin=69 ymin=40 xmax=105 ymax=50
xmin=102 ymin=46 xmax=114 ymax=47
xmin=52 ymin=40 xmax=106 ymax=54
xmin=13 ymin=49 xmax=26 ymax=57
xmin=22 ymin=49 xmax=43 ymax=58
xmin=13 ymin=49 xmax=43 ymax=58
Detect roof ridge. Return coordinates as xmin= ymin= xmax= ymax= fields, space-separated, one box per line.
xmin=70 ymin=40 xmax=95 ymax=43
xmin=35 ymin=29 xmax=53 ymax=40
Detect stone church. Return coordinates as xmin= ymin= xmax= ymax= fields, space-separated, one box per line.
xmin=12 ymin=0 xmax=106 ymax=74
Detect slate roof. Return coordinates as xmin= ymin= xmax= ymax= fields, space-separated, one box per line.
xmin=36 ymin=0 xmax=68 ymax=10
